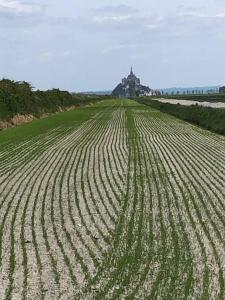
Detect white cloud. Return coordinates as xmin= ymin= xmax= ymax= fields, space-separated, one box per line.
xmin=146 ymin=23 xmax=161 ymax=30
xmin=93 ymin=5 xmax=137 ymax=14
xmin=101 ymin=43 xmax=138 ymax=54
xmin=2 ymin=0 xmax=225 ymax=91
xmin=181 ymin=11 xmax=225 ymax=19
xmin=61 ymin=50 xmax=71 ymax=57
xmin=0 ymin=0 xmax=43 ymax=16
xmin=93 ymin=15 xmax=132 ymax=24
xmin=38 ymin=51 xmax=52 ymax=62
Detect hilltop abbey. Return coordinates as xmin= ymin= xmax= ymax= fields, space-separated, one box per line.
xmin=112 ymin=67 xmax=159 ymax=97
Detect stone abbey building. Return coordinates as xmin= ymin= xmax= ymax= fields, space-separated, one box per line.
xmin=112 ymin=67 xmax=156 ymax=97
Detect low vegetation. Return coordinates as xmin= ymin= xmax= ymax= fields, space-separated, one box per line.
xmin=137 ymin=97 xmax=225 ymax=135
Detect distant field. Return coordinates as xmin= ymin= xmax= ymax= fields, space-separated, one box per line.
xmin=153 ymin=98 xmax=225 ymax=108
xmin=1 ymin=99 xmax=225 ymax=299
xmin=161 ymin=93 xmax=225 ymax=103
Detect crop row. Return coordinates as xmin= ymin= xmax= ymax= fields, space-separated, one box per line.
xmin=0 ymin=103 xmax=128 ymax=299
xmin=1 ymin=100 xmax=225 ymax=299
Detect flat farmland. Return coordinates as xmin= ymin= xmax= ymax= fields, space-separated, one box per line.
xmin=0 ymin=99 xmax=225 ymax=299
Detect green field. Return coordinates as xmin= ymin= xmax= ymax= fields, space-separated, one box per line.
xmin=0 ymin=99 xmax=225 ymax=299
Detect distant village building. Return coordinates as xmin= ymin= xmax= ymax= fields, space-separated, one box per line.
xmin=112 ymin=67 xmax=160 ymax=98
xmin=219 ymin=86 xmax=225 ymax=94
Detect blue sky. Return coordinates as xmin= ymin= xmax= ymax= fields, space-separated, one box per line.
xmin=1 ymin=0 xmax=225 ymax=91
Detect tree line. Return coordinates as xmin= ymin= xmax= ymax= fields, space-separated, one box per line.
xmin=0 ymin=79 xmax=108 ymax=121
xmin=137 ymin=98 xmax=225 ymax=135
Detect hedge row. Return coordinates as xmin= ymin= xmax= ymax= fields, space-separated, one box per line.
xmin=0 ymin=79 xmax=109 ymax=121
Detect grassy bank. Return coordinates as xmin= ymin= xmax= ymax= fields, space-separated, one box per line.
xmin=0 ymin=100 xmax=111 ymax=145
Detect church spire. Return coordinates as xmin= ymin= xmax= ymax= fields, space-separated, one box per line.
xmin=130 ymin=65 xmax=133 ymax=75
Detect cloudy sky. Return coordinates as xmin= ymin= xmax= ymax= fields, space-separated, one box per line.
xmin=1 ymin=0 xmax=225 ymax=91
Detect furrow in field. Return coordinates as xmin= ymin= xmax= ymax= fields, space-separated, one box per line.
xmin=157 ymin=114 xmax=225 ymax=165
xmin=131 ymin=113 xmax=193 ymax=299
xmin=46 ymin=104 xmax=126 ymax=296
xmin=0 ymin=109 xmax=115 ymax=299
xmin=80 ymin=106 xmax=159 ymax=298
xmin=175 ymin=132 xmax=225 ymax=191
xmin=154 ymin=116 xmax=225 ymax=246
xmin=157 ymin=115 xmax=225 ymax=187
xmin=0 ymin=115 xmax=100 ymax=272
xmin=0 ymin=128 xmax=64 ymax=176
xmin=1 ymin=100 xmax=225 ymax=299
xmin=0 ymin=142 xmax=67 ymax=300
xmin=140 ymin=112 xmax=225 ymax=298
xmin=28 ymin=109 xmax=115 ymax=298
xmin=109 ymin=110 xmax=168 ymax=299
xmin=135 ymin=113 xmax=207 ymax=299
xmin=0 ymin=129 xmax=65 ymax=192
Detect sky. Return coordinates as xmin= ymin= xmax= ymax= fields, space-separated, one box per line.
xmin=1 ymin=0 xmax=225 ymax=91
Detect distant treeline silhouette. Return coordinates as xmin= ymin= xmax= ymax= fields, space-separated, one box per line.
xmin=138 ymin=98 xmax=225 ymax=135
xmin=0 ymin=79 xmax=107 ymax=121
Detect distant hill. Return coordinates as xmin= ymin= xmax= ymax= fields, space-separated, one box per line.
xmin=112 ymin=67 xmax=153 ymax=97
